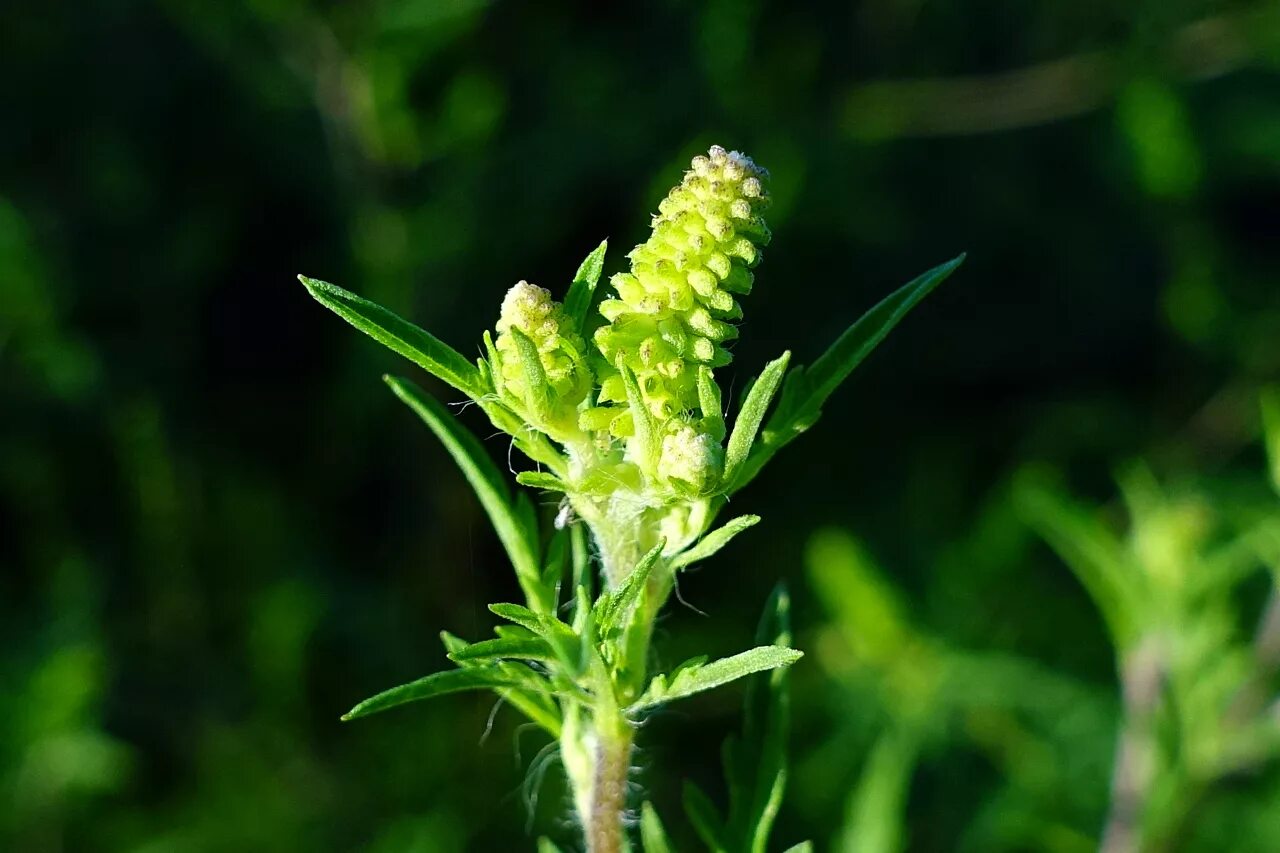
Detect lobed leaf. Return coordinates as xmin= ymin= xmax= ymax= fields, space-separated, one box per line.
xmin=384 ymin=376 xmax=551 ymax=613
xmin=632 ymin=646 xmax=803 ymax=711
xmin=341 ymin=667 xmax=524 ymax=721
xmin=299 ymin=276 xmax=484 ymax=399
xmin=731 ymin=255 xmax=963 ymax=493
xmin=722 ymin=352 xmax=790 ymax=491
xmin=564 ymin=239 xmax=609 ymax=333
xmin=670 ymin=515 xmax=761 ymax=572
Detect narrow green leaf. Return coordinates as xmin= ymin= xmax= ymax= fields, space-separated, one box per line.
xmin=510 ymin=327 xmax=554 ymax=424
xmin=1263 ymin=386 xmax=1280 ymax=497
xmin=299 ymin=276 xmax=484 ymax=399
xmin=684 ymin=781 xmax=729 ymax=853
xmin=537 ymin=838 xmax=565 ymax=853
xmin=780 ymin=843 xmax=814 ymax=853
xmin=640 ymin=802 xmax=674 ymax=853
xmin=670 ymin=516 xmax=761 ymax=572
xmin=489 ymin=603 xmax=581 ymax=672
xmin=698 ymin=365 xmax=726 ymax=441
xmin=1012 ymin=470 xmax=1138 ymax=649
xmin=619 ymin=359 xmax=658 ymax=473
xmin=741 ymin=584 xmax=794 ymax=853
xmin=838 ymin=728 xmax=918 ymax=853
xmin=564 ymin=239 xmax=608 ymax=332
xmin=632 ymin=646 xmax=803 ymax=710
xmin=342 ymin=667 xmax=523 ymax=721
xmin=732 ymin=255 xmax=963 ymax=493
xmin=516 ymin=471 xmax=569 ymax=492
xmin=597 ymin=541 xmax=666 ymax=635
xmin=448 ymin=636 xmax=554 ymax=663
xmin=441 ymin=631 xmax=561 ymax=736
xmin=384 ymin=375 xmax=550 ymax=613
xmin=722 ymin=352 xmax=790 ymax=490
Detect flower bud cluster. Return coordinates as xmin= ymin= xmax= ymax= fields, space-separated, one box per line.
xmin=493 ymin=281 xmax=591 ymax=437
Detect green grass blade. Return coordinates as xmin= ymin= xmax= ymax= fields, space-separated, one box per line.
xmin=670 ymin=515 xmax=761 ymax=572
xmin=299 ymin=276 xmax=484 ymax=399
xmin=384 ymin=375 xmax=549 ymax=612
xmin=341 ymin=667 xmax=523 ymax=721
xmin=722 ymin=352 xmax=790 ymax=491
xmin=732 ymin=255 xmax=963 ymax=493
xmin=564 ymin=239 xmax=608 ymax=332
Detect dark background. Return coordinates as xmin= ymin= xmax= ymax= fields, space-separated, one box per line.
xmin=3 ymin=1 xmax=1279 ymax=850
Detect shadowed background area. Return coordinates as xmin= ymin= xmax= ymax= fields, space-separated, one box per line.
xmin=3 ymin=1 xmax=1279 ymax=851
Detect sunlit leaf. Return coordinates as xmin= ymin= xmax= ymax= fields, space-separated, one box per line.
xmin=640 ymin=802 xmax=674 ymax=853
xmin=564 ymin=239 xmax=608 ymax=332
xmin=722 ymin=352 xmax=790 ymax=491
xmin=670 ymin=515 xmax=760 ymax=572
xmin=299 ymin=276 xmax=484 ymax=399
xmin=732 ymin=256 xmax=963 ymax=492
xmin=341 ymin=667 xmax=525 ymax=721
xmin=596 ymin=541 xmax=665 ymax=636
xmin=447 ymin=636 xmax=554 ymax=663
xmin=632 ymin=646 xmax=803 ymax=710
xmin=384 ymin=376 xmax=551 ymax=613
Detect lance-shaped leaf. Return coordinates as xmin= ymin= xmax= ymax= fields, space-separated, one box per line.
xmin=640 ymin=802 xmax=675 ymax=853
xmin=299 ymin=276 xmax=485 ymax=400
xmin=631 ymin=646 xmax=803 ymax=711
xmin=516 ymin=471 xmax=568 ymax=493
xmin=596 ymin=541 xmax=665 ymax=636
xmin=731 ymin=255 xmax=963 ymax=493
xmin=698 ymin=366 xmax=726 ymax=441
xmin=619 ymin=358 xmax=659 ymax=474
xmin=341 ymin=667 xmax=526 ymax=721
xmin=564 ymin=239 xmax=608 ymax=333
xmin=442 ymin=632 xmax=561 ymax=736
xmin=684 ymin=781 xmax=729 ymax=853
xmin=722 ymin=352 xmax=790 ymax=491
xmin=490 ymin=602 xmax=582 ymax=673
xmin=385 ymin=376 xmax=552 ymax=613
xmin=510 ymin=327 xmax=555 ymax=424
xmin=670 ymin=516 xmax=761 ymax=572
xmin=448 ymin=636 xmax=555 ymax=664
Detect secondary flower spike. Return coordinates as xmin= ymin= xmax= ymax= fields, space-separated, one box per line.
xmin=492 ymin=280 xmax=591 ymax=438
xmin=588 ymin=145 xmax=771 ymax=436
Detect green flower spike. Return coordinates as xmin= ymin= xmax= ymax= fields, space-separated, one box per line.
xmin=587 ymin=145 xmax=771 ymax=493
xmin=490 ymin=280 xmax=591 ymax=440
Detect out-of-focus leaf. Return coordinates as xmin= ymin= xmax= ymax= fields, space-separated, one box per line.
xmin=633 ymin=646 xmax=803 ymax=710
xmin=640 ymin=802 xmax=674 ymax=853
xmin=806 ymin=529 xmax=910 ymax=666
xmin=537 ymin=838 xmax=565 ymax=853
xmin=300 ymin=276 xmax=484 ymax=399
xmin=722 ymin=351 xmax=790 ymax=491
xmin=1263 ymin=387 xmax=1280 ymax=497
xmin=732 ymin=256 xmax=963 ymax=492
xmin=1013 ymin=469 xmax=1139 ymax=649
xmin=564 ymin=239 xmax=608 ymax=332
xmin=684 ymin=781 xmax=729 ymax=853
xmin=838 ymin=728 xmax=918 ymax=853
xmin=385 ymin=375 xmax=550 ymax=613
xmin=341 ymin=667 xmax=526 ymax=721
xmin=670 ymin=515 xmax=760 ymax=571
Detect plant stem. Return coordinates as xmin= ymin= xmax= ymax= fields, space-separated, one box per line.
xmin=1101 ymin=639 xmax=1163 ymax=853
xmin=587 ymin=712 xmax=635 ymax=853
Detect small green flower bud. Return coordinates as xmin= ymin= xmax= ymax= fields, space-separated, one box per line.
xmin=493 ymin=281 xmax=591 ymax=436
xmin=593 ymin=146 xmax=771 ymax=424
xmin=657 ymin=423 xmax=724 ymax=496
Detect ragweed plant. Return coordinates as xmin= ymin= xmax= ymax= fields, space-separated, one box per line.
xmin=300 ymin=146 xmax=962 ymax=852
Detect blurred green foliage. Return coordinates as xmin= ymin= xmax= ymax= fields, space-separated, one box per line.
xmin=3 ymin=1 xmax=1279 ymax=850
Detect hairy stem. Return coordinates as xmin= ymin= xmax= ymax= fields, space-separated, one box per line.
xmin=587 ymin=714 xmax=635 ymax=853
